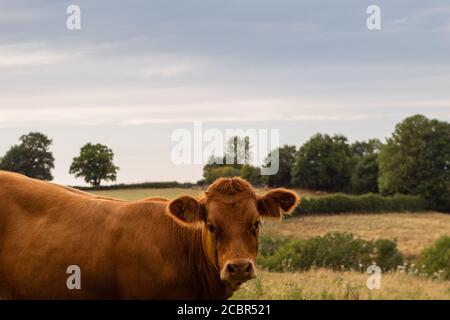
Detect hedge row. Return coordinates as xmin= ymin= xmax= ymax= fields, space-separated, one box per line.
xmin=73 ymin=181 xmax=197 ymax=191
xmin=257 ymin=232 xmax=404 ymax=272
xmin=293 ymin=193 xmax=429 ymax=215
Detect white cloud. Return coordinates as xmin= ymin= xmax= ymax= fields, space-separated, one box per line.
xmin=2 ymin=95 xmax=449 ymax=128
xmin=0 ymin=100 xmax=286 ymax=127
xmin=0 ymin=43 xmax=81 ymax=69
xmin=0 ymin=51 xmax=67 ymax=68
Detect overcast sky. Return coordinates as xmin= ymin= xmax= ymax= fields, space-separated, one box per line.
xmin=1 ymin=0 xmax=449 ymax=185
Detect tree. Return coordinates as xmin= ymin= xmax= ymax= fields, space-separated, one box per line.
xmin=351 ymin=153 xmax=379 ymax=194
xmin=350 ymin=139 xmax=382 ymax=194
xmin=203 ymin=166 xmax=241 ymax=184
xmin=378 ymin=115 xmax=450 ymax=211
xmin=240 ymin=164 xmax=261 ymax=186
xmin=291 ymin=134 xmax=353 ymax=192
xmin=0 ymin=132 xmax=55 ymax=180
xmin=202 ymin=136 xmax=254 ymax=184
xmin=202 ymin=155 xmax=223 ymax=182
xmin=262 ymin=145 xmax=297 ymax=187
xmin=379 ymin=115 xmax=430 ymax=195
xmin=69 ymin=143 xmax=119 ymax=186
xmin=350 ymin=139 xmax=382 ymax=157
xmin=225 ymin=136 xmax=252 ymax=165
xmin=416 ymin=120 xmax=450 ymax=211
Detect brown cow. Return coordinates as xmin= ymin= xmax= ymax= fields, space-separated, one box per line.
xmin=0 ymin=171 xmax=299 ymax=299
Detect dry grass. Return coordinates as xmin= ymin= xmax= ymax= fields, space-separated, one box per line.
xmin=233 ymin=269 xmax=450 ymax=300
xmin=262 ymin=212 xmax=450 ymax=259
xmin=90 ymin=188 xmax=203 ymax=201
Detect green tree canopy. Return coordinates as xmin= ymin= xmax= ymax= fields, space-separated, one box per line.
xmin=240 ymin=164 xmax=261 ymax=186
xmin=0 ymin=132 xmax=55 ymax=180
xmin=203 ymin=166 xmax=241 ymax=184
xmin=263 ymin=145 xmax=297 ymax=187
xmin=350 ymin=139 xmax=382 ymax=194
xmin=350 ymin=139 xmax=382 ymax=157
xmin=69 ymin=143 xmax=119 ymax=186
xmin=416 ymin=120 xmax=450 ymax=211
xmin=291 ymin=134 xmax=353 ymax=192
xmin=202 ymin=136 xmax=254 ymax=184
xmin=351 ymin=153 xmax=379 ymax=194
xmin=378 ymin=114 xmax=450 ymax=211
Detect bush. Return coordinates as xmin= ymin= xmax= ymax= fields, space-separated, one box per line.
xmin=257 ymin=232 xmax=404 ymax=272
xmin=418 ymin=236 xmax=450 ymax=280
xmin=204 ymin=166 xmax=241 ymax=184
xmin=374 ymin=239 xmax=404 ymax=270
xmin=258 ymin=235 xmax=291 ymax=257
xmin=294 ymin=193 xmax=428 ymax=215
xmin=240 ymin=165 xmax=261 ymax=186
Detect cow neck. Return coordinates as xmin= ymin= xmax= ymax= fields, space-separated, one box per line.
xmin=188 ymin=227 xmax=230 ymax=299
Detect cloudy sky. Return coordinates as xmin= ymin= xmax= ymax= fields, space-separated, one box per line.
xmin=1 ymin=0 xmax=449 ymax=185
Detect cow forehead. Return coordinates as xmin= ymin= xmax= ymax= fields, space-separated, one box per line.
xmin=206 ymin=197 xmax=259 ymax=221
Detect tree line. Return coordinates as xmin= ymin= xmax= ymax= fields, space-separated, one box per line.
xmin=201 ymin=115 xmax=450 ymax=212
xmin=0 ymin=114 xmax=448 ymax=211
xmin=0 ymin=134 xmax=118 ymax=187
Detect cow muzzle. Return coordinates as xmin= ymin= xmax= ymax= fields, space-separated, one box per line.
xmin=220 ymin=259 xmax=256 ymax=288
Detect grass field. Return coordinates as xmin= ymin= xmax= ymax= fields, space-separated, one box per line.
xmin=89 ymin=187 xmax=323 ymax=201
xmin=91 ymin=188 xmax=203 ymax=200
xmin=233 ymin=270 xmax=450 ymax=300
xmin=89 ymin=188 xmax=450 ymax=300
xmin=263 ymin=213 xmax=450 ymax=259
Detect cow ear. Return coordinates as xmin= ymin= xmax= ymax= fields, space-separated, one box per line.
xmin=257 ymin=189 xmax=299 ymax=218
xmin=168 ymin=196 xmax=206 ymax=224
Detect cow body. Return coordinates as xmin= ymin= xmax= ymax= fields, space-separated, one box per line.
xmin=0 ymin=171 xmax=228 ymax=299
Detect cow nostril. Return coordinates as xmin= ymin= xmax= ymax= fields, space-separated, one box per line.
xmin=226 ymin=261 xmax=254 ymax=277
xmin=227 ymin=264 xmax=236 ymax=274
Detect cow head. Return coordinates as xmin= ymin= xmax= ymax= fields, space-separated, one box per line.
xmin=167 ymin=177 xmax=299 ymax=291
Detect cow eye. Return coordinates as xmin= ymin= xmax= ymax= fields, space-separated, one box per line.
xmin=250 ymin=220 xmax=261 ymax=234
xmin=207 ymin=224 xmax=217 ymax=233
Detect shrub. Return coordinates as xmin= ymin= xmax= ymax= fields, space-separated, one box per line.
xmin=292 ymin=233 xmax=374 ymax=271
xmin=257 ymin=232 xmax=403 ymax=272
xmin=204 ymin=166 xmax=241 ymax=184
xmin=418 ymin=236 xmax=450 ymax=280
xmin=258 ymin=235 xmax=290 ymax=257
xmin=374 ymin=239 xmax=404 ymax=270
xmin=240 ymin=165 xmax=261 ymax=186
xmin=294 ymin=193 xmax=428 ymax=215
